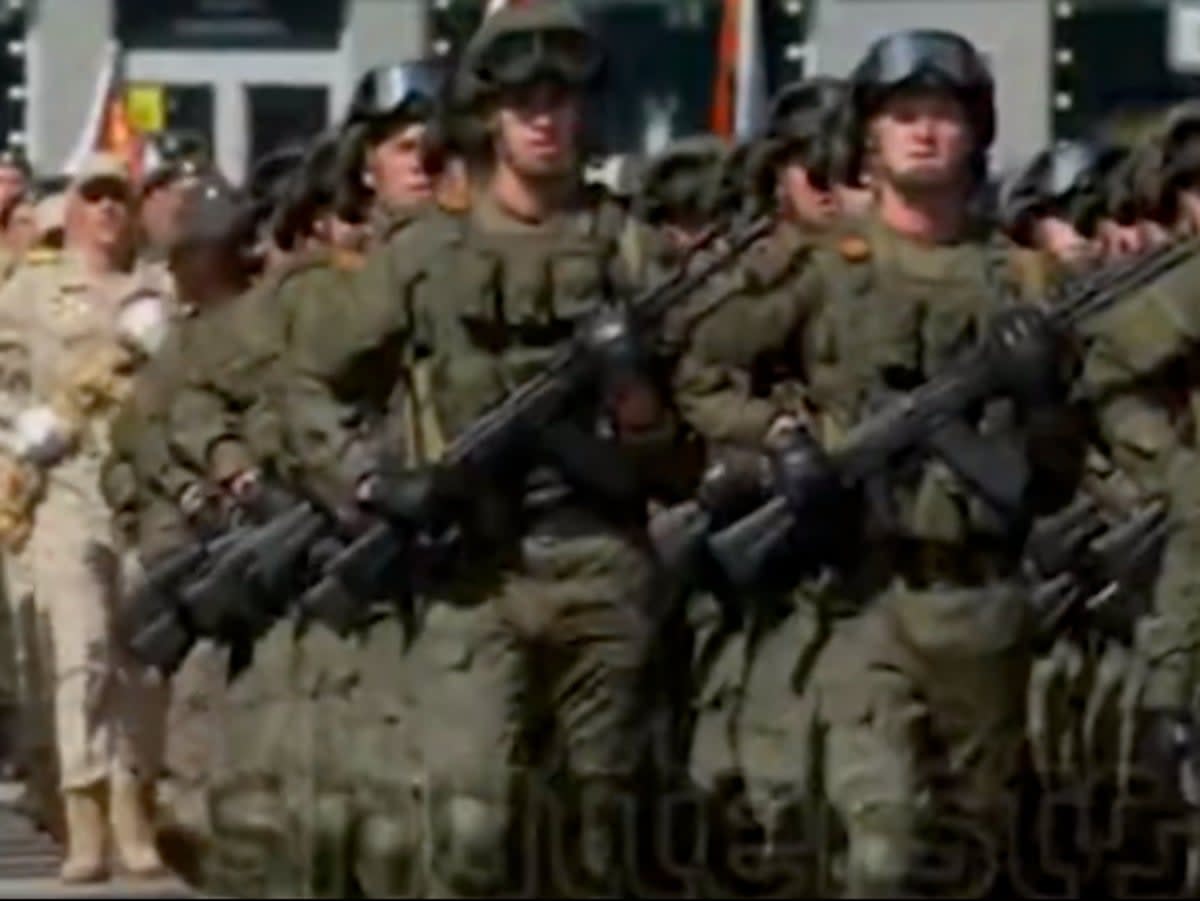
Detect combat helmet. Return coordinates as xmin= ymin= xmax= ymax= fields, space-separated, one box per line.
xmin=447 ymin=0 xmax=603 ymax=154
xmin=347 ymin=60 xmax=446 ymax=127
xmin=748 ymin=77 xmax=848 ymax=201
xmin=635 ymin=135 xmax=729 ymax=227
xmin=999 ymin=140 xmax=1121 ymax=244
xmin=1130 ymin=102 xmax=1200 ymax=226
xmin=843 ymin=30 xmax=994 ymax=185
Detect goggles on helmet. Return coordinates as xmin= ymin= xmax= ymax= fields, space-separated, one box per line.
xmin=858 ymin=30 xmax=990 ymax=92
xmin=352 ymin=61 xmax=444 ymax=121
xmin=476 ymin=27 xmax=602 ymax=90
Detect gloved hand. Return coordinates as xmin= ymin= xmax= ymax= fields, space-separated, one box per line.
xmin=770 ymin=426 xmax=841 ymax=519
xmin=115 ymin=292 xmax=171 ymax=359
xmin=984 ymin=306 xmax=1062 ymax=406
xmin=13 ymin=405 xmax=76 ymax=466
xmin=696 ymin=448 xmax=771 ymax=520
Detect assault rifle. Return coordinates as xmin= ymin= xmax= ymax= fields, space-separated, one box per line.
xmin=1026 ymin=495 xmax=1167 ymax=646
xmin=704 ymin=236 xmax=1198 ymax=590
xmin=297 ymin=214 xmax=775 ymax=630
xmin=119 ymin=490 xmax=326 ymax=675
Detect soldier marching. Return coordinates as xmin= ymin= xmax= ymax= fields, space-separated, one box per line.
xmin=0 ymin=2 xmax=1200 ymax=898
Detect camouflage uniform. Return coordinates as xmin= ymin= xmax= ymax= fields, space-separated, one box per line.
xmin=178 ymin=132 xmax=443 ymax=896
xmin=676 ymin=34 xmax=1059 ymax=895
xmin=281 ymin=7 xmax=669 ymax=895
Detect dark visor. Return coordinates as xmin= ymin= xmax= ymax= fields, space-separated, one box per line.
xmin=861 ymin=30 xmax=990 ymax=88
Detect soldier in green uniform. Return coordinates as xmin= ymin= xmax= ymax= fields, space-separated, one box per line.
xmin=1069 ymin=102 xmax=1200 ymax=807
xmin=99 ymin=174 xmax=256 ymax=882
xmin=165 ymin=112 xmax=448 ymax=895
xmin=653 ymin=78 xmax=848 ymax=890
xmin=276 ymin=4 xmax=671 ymax=895
xmin=674 ymin=31 xmax=1059 ymax=895
xmin=634 ymin=134 xmax=729 ymax=269
xmin=337 ymin=59 xmax=446 ymax=237
xmin=998 ymin=139 xmax=1118 ymax=272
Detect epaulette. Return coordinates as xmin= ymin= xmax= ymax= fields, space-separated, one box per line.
xmin=24 ymin=248 xmax=59 ymax=266
xmin=836 ymin=233 xmax=872 ymax=263
xmin=332 ymin=248 xmax=365 ymax=272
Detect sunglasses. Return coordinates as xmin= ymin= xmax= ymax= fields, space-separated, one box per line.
xmin=79 ymin=178 xmax=131 ymax=206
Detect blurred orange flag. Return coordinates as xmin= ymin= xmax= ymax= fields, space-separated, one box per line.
xmin=711 ymin=0 xmax=739 ymax=137
xmin=99 ymin=92 xmax=144 ymax=182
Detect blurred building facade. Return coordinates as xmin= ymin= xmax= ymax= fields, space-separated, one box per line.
xmin=4 ymin=0 xmax=1200 ymax=182
xmin=19 ymin=0 xmax=427 ymax=181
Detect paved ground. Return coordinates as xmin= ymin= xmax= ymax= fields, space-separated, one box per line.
xmin=0 ymin=783 xmax=209 ymax=898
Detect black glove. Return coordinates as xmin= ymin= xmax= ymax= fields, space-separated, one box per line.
xmin=771 ymin=427 xmax=842 ymax=520
xmin=984 ymin=306 xmax=1062 ymax=406
xmin=574 ymin=304 xmax=645 ymax=379
xmin=696 ymin=449 xmax=772 ymax=523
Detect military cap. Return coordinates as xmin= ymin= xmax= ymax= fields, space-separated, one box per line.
xmin=172 ymin=175 xmax=251 ymax=249
xmin=69 ymin=152 xmax=131 ymax=194
xmin=635 ymin=135 xmax=729 ymax=225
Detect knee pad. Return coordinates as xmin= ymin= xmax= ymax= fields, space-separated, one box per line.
xmin=429 ymin=792 xmax=511 ymax=896
xmin=843 ymin=804 xmax=914 ymax=896
xmin=204 ymin=781 xmax=287 ymax=895
xmin=355 ymin=808 xmax=421 ymax=897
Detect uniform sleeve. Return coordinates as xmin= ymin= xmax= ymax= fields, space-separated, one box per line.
xmin=672 ymin=263 xmax=820 ymax=448
xmin=1074 ymin=257 xmax=1200 ymax=494
xmin=280 ymin=236 xmax=418 ymax=506
xmin=165 ymin=286 xmax=286 ymax=484
xmin=0 ymin=269 xmax=34 ymax=435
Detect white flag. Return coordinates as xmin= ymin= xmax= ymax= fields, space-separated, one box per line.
xmin=734 ymin=0 xmax=768 ymax=140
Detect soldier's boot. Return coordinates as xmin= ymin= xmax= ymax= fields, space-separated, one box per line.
xmin=110 ymin=772 xmax=167 ymax=878
xmin=59 ymin=782 xmax=109 ymax=884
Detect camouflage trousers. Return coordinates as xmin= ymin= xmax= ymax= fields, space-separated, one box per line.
xmin=202 ymin=612 xmax=421 ymax=897
xmin=407 ymin=522 xmax=657 ymax=898
xmin=684 ymin=577 xmax=850 ymax=897
xmin=802 ymin=576 xmax=1032 ymax=897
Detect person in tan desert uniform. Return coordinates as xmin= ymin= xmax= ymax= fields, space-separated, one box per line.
xmin=0 ymin=152 xmax=175 ymax=884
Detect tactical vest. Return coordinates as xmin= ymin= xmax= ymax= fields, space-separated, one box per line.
xmin=410 ymin=197 xmax=631 ymax=450
xmin=806 ymin=225 xmax=1034 ymax=545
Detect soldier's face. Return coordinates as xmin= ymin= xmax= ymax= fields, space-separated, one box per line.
xmin=778 ymin=159 xmax=839 ymax=227
xmin=871 ymin=89 xmax=974 ymax=191
xmin=68 ymin=177 xmax=133 ymax=255
xmin=1032 ymin=216 xmax=1099 ymax=268
xmin=495 ymin=82 xmax=581 ymax=178
xmin=367 ymin=122 xmax=434 ymax=208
